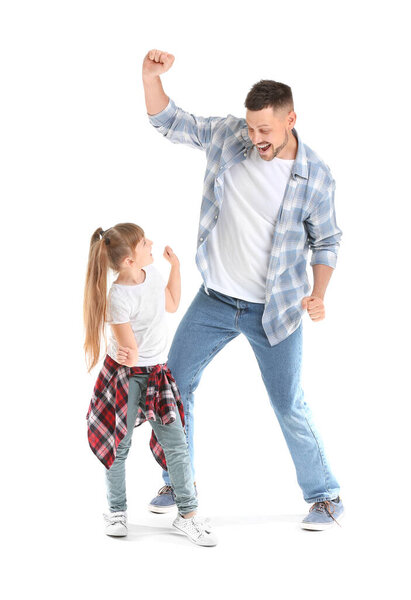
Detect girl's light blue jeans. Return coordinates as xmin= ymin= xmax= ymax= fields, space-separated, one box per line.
xmin=106 ymin=373 xmax=198 ymax=514
xmin=162 ymin=285 xmax=340 ymax=504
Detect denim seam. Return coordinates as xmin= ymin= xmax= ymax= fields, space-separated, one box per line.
xmin=185 ymin=330 xmax=239 ymax=449
xmin=298 ymin=329 xmax=331 ymax=500
xmin=187 ymin=331 xmax=238 ymax=397
xmin=183 ymin=325 xmax=238 ymax=484
xmin=303 ymin=412 xmax=331 ymax=495
xmin=235 ymin=307 xmax=247 ymax=329
xmin=305 ymin=494 xmax=339 ymax=504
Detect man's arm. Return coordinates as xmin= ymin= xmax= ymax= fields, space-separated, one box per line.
xmin=301 ymin=265 xmax=334 ymax=322
xmin=311 ymin=264 xmax=334 ymax=300
xmin=142 ymin=49 xmax=173 ymax=115
xmin=142 ymin=48 xmax=224 ymax=150
xmin=305 ymin=179 xmax=342 ymax=269
xmin=302 ymin=178 xmax=342 ymax=321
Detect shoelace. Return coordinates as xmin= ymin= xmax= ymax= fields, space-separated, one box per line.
xmin=157 ymin=485 xmax=174 ymax=496
xmin=181 ymin=516 xmax=211 ymax=540
xmin=309 ymin=500 xmax=342 ymax=527
xmin=157 ymin=483 xmax=197 ymax=497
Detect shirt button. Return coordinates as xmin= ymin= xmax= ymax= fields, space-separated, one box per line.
xmin=214 ymin=215 xmax=218 ymax=220
xmin=243 ymin=152 xmax=247 ymax=156
xmin=200 ymin=237 xmax=204 ymax=242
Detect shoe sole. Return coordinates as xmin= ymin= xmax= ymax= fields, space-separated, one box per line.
xmin=105 ymin=529 xmax=128 ymax=537
xmin=148 ymin=503 xmax=177 ymax=514
xmin=300 ymin=511 xmax=345 ymax=531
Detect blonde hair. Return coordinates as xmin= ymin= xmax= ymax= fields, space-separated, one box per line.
xmin=83 ymin=223 xmax=144 ymax=371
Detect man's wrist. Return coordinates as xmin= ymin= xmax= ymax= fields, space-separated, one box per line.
xmin=142 ymin=73 xmax=160 ymax=84
xmin=312 ymin=290 xmax=325 ymax=300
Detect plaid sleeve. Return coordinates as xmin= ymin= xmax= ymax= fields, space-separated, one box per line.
xmin=305 ymin=179 xmax=343 ymax=268
xmin=148 ymin=98 xmax=224 ymax=151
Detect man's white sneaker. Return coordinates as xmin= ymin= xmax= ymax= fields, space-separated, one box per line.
xmin=103 ymin=511 xmax=128 ymax=537
xmin=173 ymin=514 xmax=218 ymax=547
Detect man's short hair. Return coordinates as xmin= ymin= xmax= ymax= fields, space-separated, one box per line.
xmin=245 ymin=80 xmax=294 ymax=112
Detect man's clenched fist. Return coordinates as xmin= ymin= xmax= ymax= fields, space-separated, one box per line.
xmin=142 ymin=49 xmax=175 ymax=79
xmin=301 ymin=296 xmax=325 ymax=322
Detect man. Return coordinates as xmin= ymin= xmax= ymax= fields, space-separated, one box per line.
xmin=142 ymin=49 xmax=344 ymax=530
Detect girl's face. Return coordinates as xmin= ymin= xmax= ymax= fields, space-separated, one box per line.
xmin=133 ymin=236 xmax=154 ymax=268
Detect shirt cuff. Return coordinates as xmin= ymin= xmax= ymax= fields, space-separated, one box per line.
xmin=310 ymin=250 xmax=337 ymax=269
xmin=148 ymin=98 xmax=177 ymax=126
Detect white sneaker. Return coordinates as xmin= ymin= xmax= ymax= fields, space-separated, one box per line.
xmin=103 ymin=511 xmax=128 ymax=537
xmin=173 ymin=514 xmax=218 ymax=547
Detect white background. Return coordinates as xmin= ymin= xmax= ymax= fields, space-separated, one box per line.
xmin=1 ymin=0 xmax=410 ymax=598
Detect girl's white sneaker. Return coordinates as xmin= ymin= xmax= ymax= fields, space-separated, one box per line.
xmin=103 ymin=511 xmax=128 ymax=537
xmin=173 ymin=514 xmax=218 ymax=546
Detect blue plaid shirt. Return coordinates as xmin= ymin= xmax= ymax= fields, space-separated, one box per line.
xmin=148 ymin=99 xmax=342 ymax=346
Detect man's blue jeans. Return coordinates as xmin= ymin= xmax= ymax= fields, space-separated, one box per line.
xmin=162 ymin=285 xmax=340 ymax=504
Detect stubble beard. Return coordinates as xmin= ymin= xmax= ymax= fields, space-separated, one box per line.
xmin=269 ymin=131 xmax=289 ymax=160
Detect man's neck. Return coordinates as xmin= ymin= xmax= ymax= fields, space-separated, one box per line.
xmin=277 ymin=131 xmax=298 ymax=160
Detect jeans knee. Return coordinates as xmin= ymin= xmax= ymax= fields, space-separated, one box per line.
xmin=163 ymin=440 xmax=189 ymax=459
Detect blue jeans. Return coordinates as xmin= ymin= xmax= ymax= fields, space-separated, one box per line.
xmin=106 ymin=373 xmax=198 ymax=514
xmin=162 ymin=285 xmax=340 ymax=504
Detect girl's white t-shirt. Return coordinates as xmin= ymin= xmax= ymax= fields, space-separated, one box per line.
xmin=106 ymin=264 xmax=168 ymax=367
xmin=206 ymin=147 xmax=294 ymax=302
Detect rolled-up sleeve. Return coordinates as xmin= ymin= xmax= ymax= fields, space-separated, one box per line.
xmin=305 ymin=179 xmax=342 ymax=268
xmin=148 ymin=98 xmax=224 ymax=151
xmin=148 ymin=98 xmax=179 ymax=129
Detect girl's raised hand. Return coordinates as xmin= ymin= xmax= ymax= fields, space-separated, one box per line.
xmin=163 ymin=246 xmax=180 ymax=267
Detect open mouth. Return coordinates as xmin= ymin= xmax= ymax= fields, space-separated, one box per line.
xmin=256 ymin=143 xmax=271 ymax=154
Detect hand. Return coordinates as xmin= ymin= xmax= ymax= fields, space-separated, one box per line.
xmin=301 ymin=296 xmax=325 ymax=322
xmin=163 ymin=245 xmax=180 ymax=267
xmin=116 ymin=346 xmax=133 ymax=365
xmin=142 ymin=49 xmax=175 ymax=80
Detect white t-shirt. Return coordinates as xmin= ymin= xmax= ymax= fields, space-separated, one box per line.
xmin=206 ymin=146 xmax=294 ymax=302
xmin=106 ymin=265 xmax=168 ymax=367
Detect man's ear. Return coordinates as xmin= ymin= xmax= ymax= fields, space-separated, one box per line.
xmin=288 ymin=110 xmax=297 ymax=129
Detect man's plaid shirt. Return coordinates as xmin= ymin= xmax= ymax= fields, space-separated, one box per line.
xmin=148 ymin=98 xmax=342 ymax=346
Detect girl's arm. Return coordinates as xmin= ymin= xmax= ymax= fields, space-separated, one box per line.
xmin=110 ymin=323 xmax=139 ymax=367
xmin=163 ymin=246 xmax=181 ymax=313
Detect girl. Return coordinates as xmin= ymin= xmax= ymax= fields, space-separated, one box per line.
xmin=84 ymin=223 xmax=217 ymax=547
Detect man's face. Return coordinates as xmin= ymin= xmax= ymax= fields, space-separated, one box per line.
xmin=246 ymin=106 xmax=296 ymax=161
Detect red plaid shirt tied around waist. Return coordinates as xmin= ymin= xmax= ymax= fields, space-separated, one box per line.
xmin=86 ymin=354 xmax=184 ymax=471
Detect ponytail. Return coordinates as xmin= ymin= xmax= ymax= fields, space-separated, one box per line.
xmin=83 ymin=228 xmax=110 ymax=371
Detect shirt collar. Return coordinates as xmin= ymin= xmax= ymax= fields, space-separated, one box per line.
xmin=240 ymin=126 xmax=309 ymax=180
